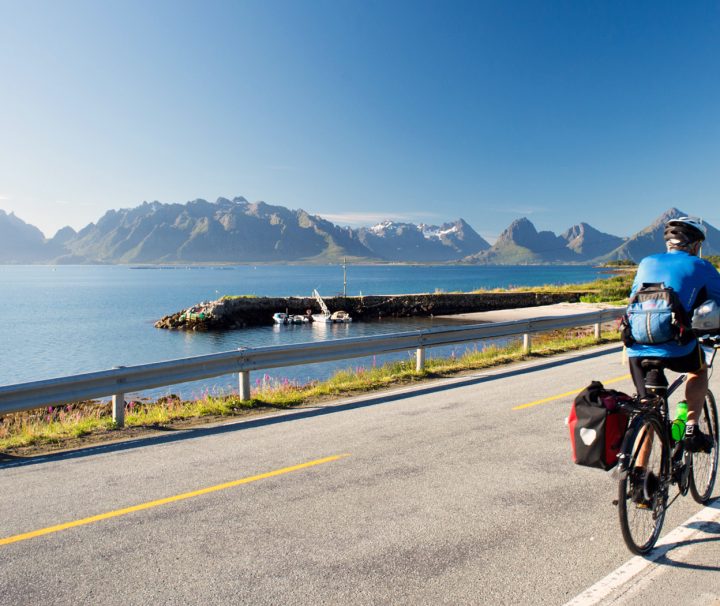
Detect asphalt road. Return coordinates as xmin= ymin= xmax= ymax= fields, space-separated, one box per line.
xmin=1 ymin=343 xmax=718 ymax=605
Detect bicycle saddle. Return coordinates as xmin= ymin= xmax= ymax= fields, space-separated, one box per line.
xmin=639 ymin=360 xmax=668 ymax=392
xmin=640 ymin=359 xmax=666 ymax=371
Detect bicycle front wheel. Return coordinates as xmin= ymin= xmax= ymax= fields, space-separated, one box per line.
xmin=618 ymin=415 xmax=670 ymax=555
xmin=690 ymin=390 xmax=719 ymax=503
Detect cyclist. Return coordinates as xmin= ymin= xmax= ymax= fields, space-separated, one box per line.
xmin=627 ymin=217 xmax=720 ymax=458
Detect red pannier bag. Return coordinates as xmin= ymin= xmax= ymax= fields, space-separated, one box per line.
xmin=569 ymin=380 xmax=631 ymax=470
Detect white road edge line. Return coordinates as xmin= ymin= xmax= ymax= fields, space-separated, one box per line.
xmin=563 ymin=498 xmax=720 ymax=606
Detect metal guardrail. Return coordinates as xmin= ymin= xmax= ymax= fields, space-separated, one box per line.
xmin=0 ymin=308 xmax=624 ymax=426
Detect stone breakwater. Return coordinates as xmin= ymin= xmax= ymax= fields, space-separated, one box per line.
xmin=155 ymin=292 xmax=584 ymax=331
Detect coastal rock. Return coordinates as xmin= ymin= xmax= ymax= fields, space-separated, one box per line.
xmin=155 ymin=292 xmax=586 ymax=331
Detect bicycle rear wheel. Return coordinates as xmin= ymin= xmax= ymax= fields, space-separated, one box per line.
xmin=690 ymin=390 xmax=719 ymax=503
xmin=618 ymin=415 xmax=669 ymax=555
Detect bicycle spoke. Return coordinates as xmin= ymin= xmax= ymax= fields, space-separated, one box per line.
xmin=618 ymin=415 xmax=668 ymax=555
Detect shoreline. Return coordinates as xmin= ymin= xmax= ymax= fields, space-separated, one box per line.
xmin=0 ymin=261 xmax=621 ymax=268
xmin=155 ymin=291 xmax=590 ymax=331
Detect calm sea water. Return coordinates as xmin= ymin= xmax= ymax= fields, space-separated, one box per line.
xmin=0 ymin=264 xmax=607 ymax=397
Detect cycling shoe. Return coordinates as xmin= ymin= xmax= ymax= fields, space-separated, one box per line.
xmin=684 ymin=425 xmax=714 ymax=454
xmin=630 ymin=468 xmax=659 ymax=509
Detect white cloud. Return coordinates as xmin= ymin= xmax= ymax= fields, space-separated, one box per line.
xmin=0 ymin=195 xmax=9 ymax=201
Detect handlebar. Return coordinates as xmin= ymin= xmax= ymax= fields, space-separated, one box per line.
xmin=697 ymin=334 xmax=720 ymax=348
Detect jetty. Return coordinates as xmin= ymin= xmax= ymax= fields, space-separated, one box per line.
xmin=155 ymin=291 xmax=586 ymax=331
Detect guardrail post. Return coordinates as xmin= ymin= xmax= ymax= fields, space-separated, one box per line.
xmin=594 ymin=322 xmax=601 ymax=341
xmin=416 ymin=347 xmax=425 ymax=372
xmin=112 ymin=393 xmax=125 ymax=427
xmin=239 ymin=371 xmax=251 ymax=401
xmin=523 ymin=333 xmax=531 ymax=354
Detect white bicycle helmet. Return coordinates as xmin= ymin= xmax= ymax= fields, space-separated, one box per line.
xmin=664 ymin=216 xmax=706 ymax=246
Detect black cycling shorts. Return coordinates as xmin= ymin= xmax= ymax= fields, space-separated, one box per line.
xmin=628 ymin=344 xmax=706 ymax=398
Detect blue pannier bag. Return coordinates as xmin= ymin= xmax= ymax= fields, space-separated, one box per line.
xmin=621 ymin=282 xmax=692 ymax=346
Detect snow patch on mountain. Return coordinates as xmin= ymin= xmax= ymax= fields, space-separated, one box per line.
xmin=369 ymin=221 xmax=460 ymax=240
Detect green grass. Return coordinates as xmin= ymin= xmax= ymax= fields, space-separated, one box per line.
xmin=0 ymin=404 xmax=117 ymax=449
xmin=537 ymin=257 xmax=720 ymax=304
xmin=603 ymin=260 xmax=638 ymax=267
xmin=0 ymin=328 xmax=620 ymax=453
xmin=220 ymin=295 xmax=258 ymax=300
xmin=472 ymin=271 xmax=636 ymax=305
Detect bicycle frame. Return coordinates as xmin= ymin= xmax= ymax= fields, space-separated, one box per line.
xmin=619 ymin=342 xmax=719 ymax=466
xmin=616 ymin=351 xmax=702 ymax=481
xmin=614 ymin=337 xmax=720 ymax=554
xmin=617 ymin=403 xmax=670 ymax=478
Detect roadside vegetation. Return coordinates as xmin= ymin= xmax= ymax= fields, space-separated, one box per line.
xmin=472 ymin=267 xmax=636 ymax=305
xmin=0 ymin=326 xmax=620 ymax=454
xmin=603 ymin=259 xmax=638 ymax=267
xmin=534 ymin=257 xmax=720 ymax=304
xmin=220 ymin=294 xmax=258 ymax=300
xmin=536 ymin=272 xmax=635 ymax=304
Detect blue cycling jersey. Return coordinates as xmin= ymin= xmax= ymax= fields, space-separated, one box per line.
xmin=628 ymin=250 xmax=720 ymax=358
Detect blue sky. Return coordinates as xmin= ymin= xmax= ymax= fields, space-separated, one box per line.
xmin=1 ymin=1 xmax=719 ymax=242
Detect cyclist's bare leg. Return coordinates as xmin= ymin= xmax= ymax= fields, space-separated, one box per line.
xmin=628 ymin=356 xmax=654 ymax=469
xmin=685 ymin=368 xmax=708 ymax=425
xmin=634 ymin=425 xmax=654 ymax=469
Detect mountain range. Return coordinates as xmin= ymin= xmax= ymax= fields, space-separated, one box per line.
xmin=0 ymin=199 xmax=715 ymax=265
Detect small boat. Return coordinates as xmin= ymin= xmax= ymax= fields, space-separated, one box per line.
xmin=312 ymin=313 xmax=353 ymax=324
xmin=290 ymin=315 xmax=311 ymax=324
xmin=311 ymin=289 xmax=352 ymax=323
xmin=330 ymin=310 xmax=353 ymax=323
xmin=273 ymin=312 xmax=312 ymax=325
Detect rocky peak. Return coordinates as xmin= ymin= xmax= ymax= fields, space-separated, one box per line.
xmin=644 ymin=207 xmax=687 ymax=233
xmin=0 ymin=208 xmax=49 ymax=261
xmin=496 ymin=217 xmax=538 ymax=246
xmin=562 ymin=222 xmax=593 ymax=240
xmin=560 ymin=222 xmax=625 ymax=258
xmin=51 ymin=226 xmax=77 ymax=243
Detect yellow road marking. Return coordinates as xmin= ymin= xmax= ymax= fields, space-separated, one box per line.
xmin=512 ymin=374 xmax=631 ymax=411
xmin=0 ymin=453 xmax=350 ymax=547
